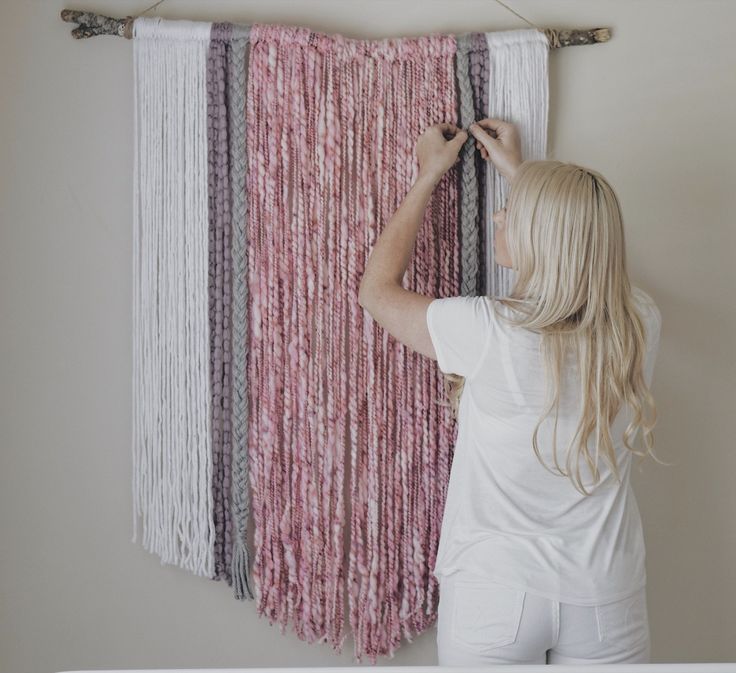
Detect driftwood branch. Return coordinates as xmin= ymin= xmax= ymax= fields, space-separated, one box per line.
xmin=60 ymin=10 xmax=136 ymax=39
xmin=60 ymin=9 xmax=611 ymax=49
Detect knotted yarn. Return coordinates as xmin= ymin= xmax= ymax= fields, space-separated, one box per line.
xmin=468 ymin=32 xmax=490 ymax=294
xmin=207 ymin=20 xmax=235 ymax=585
xmin=224 ymin=24 xmax=256 ymax=602
xmin=455 ymin=33 xmax=481 ymax=296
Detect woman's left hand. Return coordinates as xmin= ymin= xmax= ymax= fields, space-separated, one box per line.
xmin=416 ymin=122 xmax=468 ymax=184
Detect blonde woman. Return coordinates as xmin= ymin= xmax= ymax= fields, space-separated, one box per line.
xmin=358 ymin=118 xmax=664 ymax=665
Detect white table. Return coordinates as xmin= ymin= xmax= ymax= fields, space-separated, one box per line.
xmin=57 ymin=665 xmax=736 ymax=672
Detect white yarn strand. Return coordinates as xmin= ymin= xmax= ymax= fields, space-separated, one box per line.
xmin=131 ymin=16 xmax=215 ymax=577
xmin=484 ymin=29 xmax=549 ymax=297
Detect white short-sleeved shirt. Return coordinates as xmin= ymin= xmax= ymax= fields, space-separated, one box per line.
xmin=425 ymin=286 xmax=662 ymax=606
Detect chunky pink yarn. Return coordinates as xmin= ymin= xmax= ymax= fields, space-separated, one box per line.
xmin=246 ymin=23 xmax=460 ymax=662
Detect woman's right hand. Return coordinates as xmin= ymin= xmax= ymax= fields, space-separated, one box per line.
xmin=469 ymin=118 xmax=523 ymax=182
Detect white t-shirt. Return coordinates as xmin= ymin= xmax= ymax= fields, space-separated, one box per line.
xmin=425 ymin=286 xmax=662 ymax=606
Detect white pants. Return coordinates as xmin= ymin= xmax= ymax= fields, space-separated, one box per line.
xmin=436 ymin=571 xmax=651 ymax=665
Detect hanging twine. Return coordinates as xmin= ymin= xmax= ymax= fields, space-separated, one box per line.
xmin=490 ymin=0 xmax=563 ymax=49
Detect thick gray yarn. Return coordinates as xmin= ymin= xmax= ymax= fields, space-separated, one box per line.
xmin=226 ymin=24 xmax=256 ymax=600
xmin=456 ymin=34 xmax=480 ymax=296
xmin=469 ymin=33 xmax=489 ymax=295
xmin=207 ymin=21 xmax=235 ymax=582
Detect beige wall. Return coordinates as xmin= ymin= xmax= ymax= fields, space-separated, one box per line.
xmin=1 ymin=1 xmax=734 ymax=671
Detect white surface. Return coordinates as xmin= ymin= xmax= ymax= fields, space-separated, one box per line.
xmin=56 ymin=665 xmax=736 ymax=673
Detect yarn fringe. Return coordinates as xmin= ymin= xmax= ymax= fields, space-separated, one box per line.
xmin=130 ymin=16 xmax=215 ymax=579
xmin=485 ymin=28 xmax=549 ymax=297
xmin=130 ymin=17 xmax=549 ymax=662
xmin=232 ymin=539 xmax=256 ymax=600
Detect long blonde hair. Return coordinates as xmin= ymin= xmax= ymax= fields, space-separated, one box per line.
xmin=443 ymin=159 xmax=669 ymax=496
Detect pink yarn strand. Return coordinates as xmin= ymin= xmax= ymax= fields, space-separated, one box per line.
xmin=246 ymin=24 xmax=459 ymax=661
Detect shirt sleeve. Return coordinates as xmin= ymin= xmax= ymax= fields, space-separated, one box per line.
xmin=631 ymin=286 xmax=662 ymax=387
xmin=425 ymin=295 xmax=495 ymax=379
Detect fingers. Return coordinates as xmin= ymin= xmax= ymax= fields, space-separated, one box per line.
xmin=469 ymin=122 xmax=496 ymax=151
xmin=432 ymin=122 xmax=470 ymax=147
xmin=432 ymin=120 xmax=511 ymax=137
xmin=475 ymin=117 xmax=512 ymax=133
xmin=435 ymin=122 xmax=461 ymax=137
xmin=449 ymin=128 xmax=468 ymax=148
xmin=469 ymin=121 xmax=491 ymax=137
xmin=426 ymin=121 xmax=483 ymax=151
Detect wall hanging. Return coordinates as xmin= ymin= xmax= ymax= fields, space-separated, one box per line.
xmin=61 ymin=6 xmax=610 ymax=664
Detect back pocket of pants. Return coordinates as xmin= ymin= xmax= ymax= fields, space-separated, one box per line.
xmin=450 ymin=579 xmax=526 ymax=652
xmin=595 ymin=590 xmax=649 ymax=644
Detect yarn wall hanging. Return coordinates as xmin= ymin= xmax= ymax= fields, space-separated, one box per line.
xmin=62 ymin=7 xmax=610 ymax=664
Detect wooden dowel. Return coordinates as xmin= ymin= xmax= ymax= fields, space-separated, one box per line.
xmin=59 ymin=9 xmax=611 ymax=48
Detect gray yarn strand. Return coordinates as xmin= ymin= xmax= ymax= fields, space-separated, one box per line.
xmin=469 ymin=33 xmax=489 ymax=295
xmin=206 ymin=21 xmax=234 ymax=581
xmin=456 ymin=34 xmax=481 ymax=296
xmin=227 ymin=28 xmax=256 ymax=600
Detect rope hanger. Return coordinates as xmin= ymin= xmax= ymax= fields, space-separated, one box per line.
xmin=60 ymin=0 xmax=611 ymax=49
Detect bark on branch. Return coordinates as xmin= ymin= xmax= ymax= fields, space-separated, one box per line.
xmin=60 ymin=9 xmax=611 ymax=49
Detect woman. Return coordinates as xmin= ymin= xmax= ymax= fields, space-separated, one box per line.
xmin=358 ymin=118 xmax=665 ymax=665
